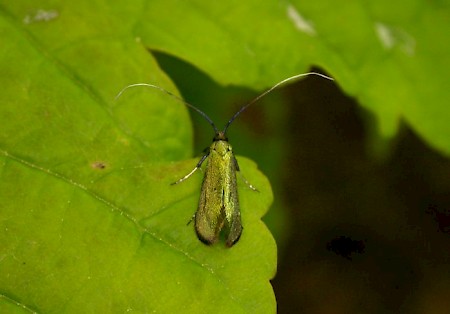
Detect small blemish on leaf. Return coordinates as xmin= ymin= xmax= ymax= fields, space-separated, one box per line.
xmin=374 ymin=22 xmax=416 ymax=55
xmin=286 ymin=4 xmax=316 ymax=36
xmin=91 ymin=161 xmax=107 ymax=170
xmin=23 ymin=9 xmax=59 ymax=24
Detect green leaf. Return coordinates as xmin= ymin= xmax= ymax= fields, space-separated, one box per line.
xmin=0 ymin=2 xmax=276 ymax=313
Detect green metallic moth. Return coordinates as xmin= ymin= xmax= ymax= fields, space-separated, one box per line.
xmin=173 ymin=130 xmax=247 ymax=247
xmin=116 ymin=72 xmax=334 ymax=247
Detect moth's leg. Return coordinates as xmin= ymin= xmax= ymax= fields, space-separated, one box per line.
xmin=233 ymin=156 xmax=259 ymax=192
xmin=186 ymin=213 xmax=196 ymax=225
xmin=171 ymin=148 xmax=210 ymax=185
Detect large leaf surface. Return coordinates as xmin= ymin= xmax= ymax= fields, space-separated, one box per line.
xmin=0 ymin=2 xmax=275 ymax=313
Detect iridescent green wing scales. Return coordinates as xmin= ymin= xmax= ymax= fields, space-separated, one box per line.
xmin=195 ymin=147 xmax=227 ymax=244
xmin=224 ymin=155 xmax=242 ymax=247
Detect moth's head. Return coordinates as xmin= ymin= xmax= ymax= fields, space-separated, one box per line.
xmin=213 ymin=131 xmax=228 ymax=142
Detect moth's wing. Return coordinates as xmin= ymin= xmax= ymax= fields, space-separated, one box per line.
xmin=195 ymin=152 xmax=225 ymax=245
xmin=224 ymin=155 xmax=242 ymax=247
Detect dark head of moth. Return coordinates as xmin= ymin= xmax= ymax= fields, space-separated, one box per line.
xmin=116 ymin=72 xmax=333 ymax=247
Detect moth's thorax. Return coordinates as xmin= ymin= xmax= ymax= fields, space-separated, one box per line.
xmin=211 ymin=140 xmax=232 ymax=157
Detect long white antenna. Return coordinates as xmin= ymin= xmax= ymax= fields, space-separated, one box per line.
xmin=115 ymin=83 xmax=219 ymax=134
xmin=222 ymin=72 xmax=334 ymax=134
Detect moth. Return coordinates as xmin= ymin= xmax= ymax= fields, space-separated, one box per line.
xmin=116 ymin=72 xmax=333 ymax=247
xmin=172 ymin=128 xmax=248 ymax=247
